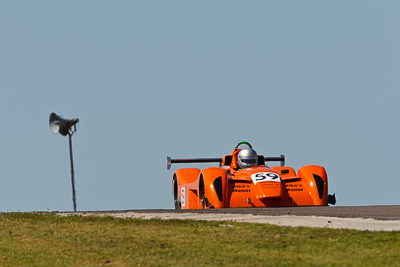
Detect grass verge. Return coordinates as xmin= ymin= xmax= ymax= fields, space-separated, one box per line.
xmin=0 ymin=212 xmax=399 ymax=266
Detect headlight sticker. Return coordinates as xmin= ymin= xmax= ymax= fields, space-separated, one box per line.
xmin=181 ymin=187 xmax=185 ymax=207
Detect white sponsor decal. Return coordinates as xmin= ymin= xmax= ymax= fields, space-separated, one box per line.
xmin=251 ymin=172 xmax=281 ymax=184
xmin=181 ymin=187 xmax=186 ymax=207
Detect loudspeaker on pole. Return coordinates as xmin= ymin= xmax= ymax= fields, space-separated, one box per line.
xmin=49 ymin=112 xmax=79 ymax=136
xmin=49 ymin=112 xmax=79 ymax=212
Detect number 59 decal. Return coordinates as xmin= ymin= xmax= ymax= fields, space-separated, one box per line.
xmin=250 ymin=172 xmax=281 ymax=184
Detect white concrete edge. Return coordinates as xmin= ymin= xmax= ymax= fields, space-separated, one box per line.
xmin=59 ymin=212 xmax=400 ymax=232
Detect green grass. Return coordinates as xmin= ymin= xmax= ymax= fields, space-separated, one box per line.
xmin=0 ymin=213 xmax=399 ymax=266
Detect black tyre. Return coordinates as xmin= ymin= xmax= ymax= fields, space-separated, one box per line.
xmin=173 ymin=176 xmax=180 ymax=209
xmin=199 ymin=176 xmax=206 ymax=209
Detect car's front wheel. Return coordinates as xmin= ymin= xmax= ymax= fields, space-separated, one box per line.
xmin=173 ymin=176 xmax=180 ymax=209
xmin=199 ymin=176 xmax=207 ymax=209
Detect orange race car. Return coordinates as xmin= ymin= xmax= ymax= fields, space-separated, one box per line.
xmin=167 ymin=141 xmax=336 ymax=209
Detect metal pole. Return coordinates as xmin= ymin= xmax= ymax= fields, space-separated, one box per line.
xmin=68 ymin=131 xmax=77 ymax=212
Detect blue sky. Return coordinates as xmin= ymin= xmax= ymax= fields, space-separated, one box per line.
xmin=1 ymin=1 xmax=399 ymax=211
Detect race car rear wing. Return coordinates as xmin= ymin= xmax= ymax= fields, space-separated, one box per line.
xmin=167 ymin=155 xmax=285 ymax=170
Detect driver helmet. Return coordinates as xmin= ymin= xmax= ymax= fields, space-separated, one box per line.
xmin=237 ymin=148 xmax=258 ymax=169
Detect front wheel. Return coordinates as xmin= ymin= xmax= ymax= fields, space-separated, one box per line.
xmin=199 ymin=177 xmax=207 ymax=209
xmin=173 ymin=176 xmax=180 ymax=209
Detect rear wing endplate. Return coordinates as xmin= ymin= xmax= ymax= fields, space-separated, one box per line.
xmin=167 ymin=155 xmax=285 ymax=170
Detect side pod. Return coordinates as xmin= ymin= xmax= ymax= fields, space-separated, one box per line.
xmin=201 ymin=167 xmax=228 ymax=209
xmin=298 ymin=165 xmax=328 ymax=205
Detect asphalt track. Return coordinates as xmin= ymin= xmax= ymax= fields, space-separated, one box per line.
xmin=104 ymin=205 xmax=400 ymax=220
xmin=63 ymin=205 xmax=400 ymax=232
